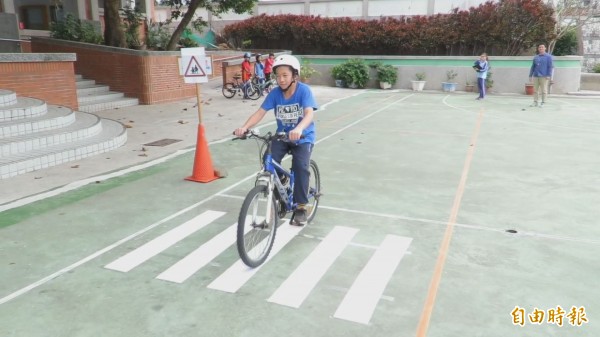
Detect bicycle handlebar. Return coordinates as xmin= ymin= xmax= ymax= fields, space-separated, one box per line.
xmin=232 ymin=130 xmax=301 ymax=142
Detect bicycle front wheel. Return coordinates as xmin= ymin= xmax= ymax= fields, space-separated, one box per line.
xmin=247 ymin=83 xmax=261 ymax=100
xmin=222 ymin=83 xmax=236 ymax=98
xmin=305 ymin=160 xmax=321 ymax=223
xmin=237 ymin=185 xmax=278 ymax=268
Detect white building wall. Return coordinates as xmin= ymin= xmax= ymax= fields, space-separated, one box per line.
xmin=310 ymin=1 xmax=362 ymax=17
xmin=581 ymin=17 xmax=600 ymax=71
xmin=368 ymin=0 xmax=428 ymax=16
xmin=259 ymin=3 xmax=304 ymax=15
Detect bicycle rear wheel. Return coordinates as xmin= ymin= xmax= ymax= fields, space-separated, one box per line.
xmin=222 ymin=83 xmax=236 ymax=99
xmin=305 ymin=160 xmax=321 ymax=222
xmin=237 ymin=184 xmax=278 ymax=267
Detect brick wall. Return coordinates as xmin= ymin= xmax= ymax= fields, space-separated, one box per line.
xmin=32 ymin=37 xmax=199 ymax=105
xmin=30 ymin=38 xmax=236 ymax=105
xmin=0 ymin=55 xmax=78 ymax=110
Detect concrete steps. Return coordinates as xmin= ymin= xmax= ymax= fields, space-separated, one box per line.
xmin=75 ymin=75 xmax=139 ymax=113
xmin=0 ymin=89 xmax=127 ymax=179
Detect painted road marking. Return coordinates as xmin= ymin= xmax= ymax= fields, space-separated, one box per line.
xmin=334 ymin=235 xmax=413 ymax=325
xmin=104 ymin=210 xmax=225 ymax=272
xmin=100 ymin=210 xmax=414 ymax=324
xmin=157 ymin=222 xmax=238 ymax=283
xmin=268 ymin=226 xmax=358 ymax=308
xmin=1 ymin=93 xmax=413 ymax=305
xmin=207 ymin=221 xmax=304 ymax=293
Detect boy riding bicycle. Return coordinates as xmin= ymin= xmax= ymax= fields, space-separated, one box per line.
xmin=234 ymin=55 xmax=318 ymax=225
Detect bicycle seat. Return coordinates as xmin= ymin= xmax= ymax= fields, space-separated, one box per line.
xmin=233 ymin=74 xmax=242 ymax=80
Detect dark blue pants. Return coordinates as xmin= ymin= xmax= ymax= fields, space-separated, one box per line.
xmin=271 ymin=140 xmax=313 ymax=205
xmin=477 ymin=77 xmax=486 ymax=98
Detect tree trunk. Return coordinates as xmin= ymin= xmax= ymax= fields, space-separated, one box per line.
xmin=104 ymin=0 xmax=127 ymax=48
xmin=166 ymin=0 xmax=201 ymax=51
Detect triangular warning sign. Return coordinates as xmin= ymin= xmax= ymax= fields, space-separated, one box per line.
xmin=185 ymin=56 xmax=206 ymax=77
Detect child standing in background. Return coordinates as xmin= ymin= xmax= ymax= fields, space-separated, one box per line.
xmin=473 ymin=53 xmax=489 ymax=100
xmin=241 ymin=52 xmax=252 ymax=99
xmin=264 ymin=53 xmax=275 ymax=81
xmin=254 ymin=54 xmax=266 ymax=90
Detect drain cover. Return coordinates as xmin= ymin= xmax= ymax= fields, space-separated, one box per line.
xmin=143 ymin=139 xmax=182 ymax=147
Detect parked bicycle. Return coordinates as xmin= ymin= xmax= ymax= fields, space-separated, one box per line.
xmin=233 ymin=129 xmax=321 ymax=268
xmin=248 ymin=76 xmax=277 ymax=100
xmin=222 ymin=74 xmax=258 ymax=99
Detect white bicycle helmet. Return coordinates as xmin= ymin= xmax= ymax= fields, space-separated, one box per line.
xmin=273 ymin=54 xmax=301 ymax=75
xmin=243 ymin=52 xmax=251 ymax=58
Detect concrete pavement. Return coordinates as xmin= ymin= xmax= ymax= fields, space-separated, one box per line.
xmin=0 ymin=79 xmax=352 ymax=206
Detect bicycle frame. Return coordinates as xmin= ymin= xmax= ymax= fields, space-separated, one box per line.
xmin=259 ymin=139 xmax=296 ymax=213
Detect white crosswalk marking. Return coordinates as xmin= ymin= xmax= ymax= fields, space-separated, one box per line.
xmin=104 ymin=211 xmax=225 ymax=272
xmin=267 ymin=226 xmax=358 ymax=308
xmin=156 ymin=222 xmax=244 ymax=283
xmin=207 ymin=221 xmax=304 ymax=293
xmin=102 ymin=208 xmax=414 ymax=324
xmin=334 ymin=235 xmax=412 ymax=325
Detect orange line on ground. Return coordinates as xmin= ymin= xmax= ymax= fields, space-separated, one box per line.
xmin=415 ymin=109 xmax=485 ymax=337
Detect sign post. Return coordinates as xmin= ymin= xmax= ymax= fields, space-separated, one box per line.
xmin=181 ymin=47 xmax=219 ymax=183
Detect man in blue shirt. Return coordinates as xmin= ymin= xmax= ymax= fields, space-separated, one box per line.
xmin=234 ymin=55 xmax=318 ymax=224
xmin=529 ymin=44 xmax=554 ymax=107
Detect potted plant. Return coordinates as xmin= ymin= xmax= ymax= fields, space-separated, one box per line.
xmin=442 ymin=70 xmax=458 ymax=92
xmin=375 ymin=64 xmax=398 ymax=89
xmin=485 ymin=71 xmax=494 ymax=92
xmin=465 ymin=79 xmax=475 ymax=92
xmin=330 ymin=59 xmax=369 ymax=89
xmin=411 ymin=72 xmax=426 ymax=91
xmin=300 ymin=59 xmax=319 ymax=83
xmin=331 ymin=64 xmax=345 ymax=87
xmin=525 ymin=82 xmax=534 ymax=95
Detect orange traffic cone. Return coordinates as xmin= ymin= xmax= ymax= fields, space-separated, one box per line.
xmin=185 ymin=124 xmax=220 ymax=183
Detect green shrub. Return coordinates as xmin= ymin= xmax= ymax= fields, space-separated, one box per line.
xmin=414 ymin=72 xmax=426 ymax=81
xmin=592 ymin=64 xmax=600 ymax=73
xmin=485 ymin=71 xmax=494 ymax=88
xmin=300 ymin=59 xmax=319 ymax=80
xmin=553 ymin=28 xmax=578 ymax=56
xmin=50 ymin=13 xmax=103 ymax=44
xmin=123 ymin=5 xmax=143 ymax=49
xmin=446 ymin=70 xmax=458 ymax=82
xmin=330 ymin=59 xmax=369 ymax=88
xmin=376 ymin=64 xmax=398 ymax=85
xmin=146 ymin=22 xmax=171 ymax=51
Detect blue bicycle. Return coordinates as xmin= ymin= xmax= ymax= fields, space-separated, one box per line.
xmin=234 ymin=130 xmax=321 ymax=267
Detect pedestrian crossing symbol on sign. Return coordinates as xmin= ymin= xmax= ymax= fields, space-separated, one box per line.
xmin=185 ymin=56 xmax=206 ymax=77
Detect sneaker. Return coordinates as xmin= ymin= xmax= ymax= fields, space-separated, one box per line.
xmin=530 ymin=102 xmax=538 ymax=107
xmin=292 ymin=208 xmax=308 ymax=225
xmin=539 ymin=102 xmax=544 ymax=107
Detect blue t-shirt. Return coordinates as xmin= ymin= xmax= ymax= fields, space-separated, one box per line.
xmin=260 ymin=82 xmax=318 ymax=144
